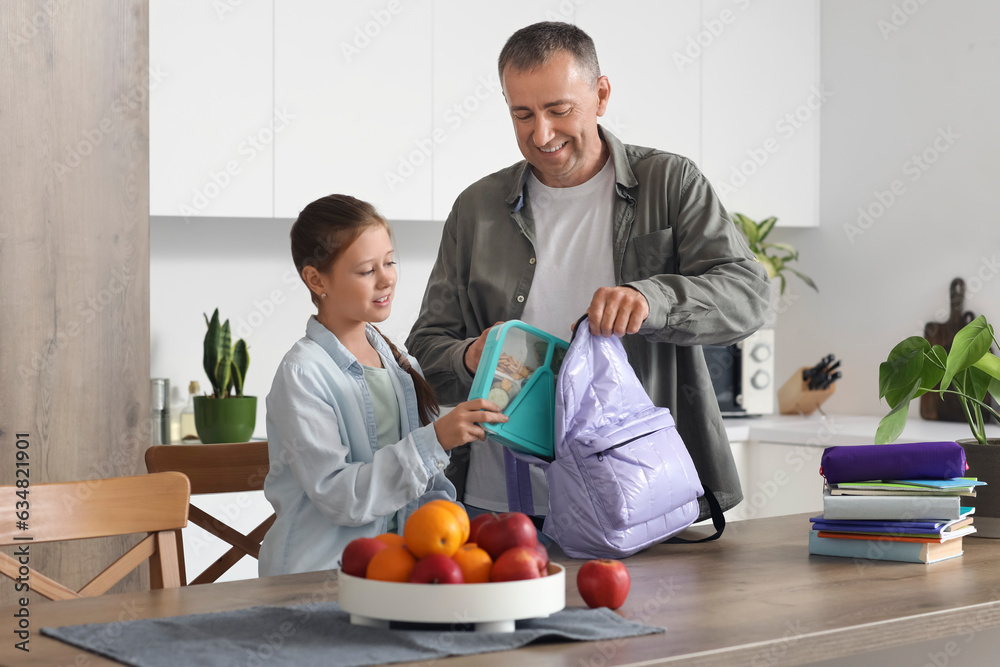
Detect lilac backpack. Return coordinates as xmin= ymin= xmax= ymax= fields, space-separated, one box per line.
xmin=504 ymin=317 xmax=724 ymax=559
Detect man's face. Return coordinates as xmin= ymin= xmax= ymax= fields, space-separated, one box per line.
xmin=502 ymin=50 xmax=611 ymax=188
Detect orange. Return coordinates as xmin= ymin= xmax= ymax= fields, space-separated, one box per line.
xmin=425 ymin=499 xmax=470 ymax=544
xmin=373 ymin=532 xmax=405 ymax=548
xmin=365 ymin=545 xmax=417 ymax=582
xmin=452 ymin=543 xmax=493 ymax=583
xmin=403 ymin=503 xmax=465 ymax=558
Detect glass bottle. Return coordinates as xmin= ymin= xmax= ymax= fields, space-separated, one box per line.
xmin=180 ymin=381 xmax=200 ymax=442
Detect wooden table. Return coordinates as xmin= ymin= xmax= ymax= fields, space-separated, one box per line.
xmin=5 ymin=513 xmax=1000 ymax=666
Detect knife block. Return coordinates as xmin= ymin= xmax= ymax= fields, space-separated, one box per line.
xmin=778 ymin=366 xmax=836 ymax=416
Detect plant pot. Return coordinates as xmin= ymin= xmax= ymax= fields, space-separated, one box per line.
xmin=957 ymin=438 xmax=1000 ymax=538
xmin=193 ymin=396 xmax=257 ymax=444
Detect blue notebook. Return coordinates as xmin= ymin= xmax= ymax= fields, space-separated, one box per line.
xmin=808 ymin=531 xmax=964 ymax=564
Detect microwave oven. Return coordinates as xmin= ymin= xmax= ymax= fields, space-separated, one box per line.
xmin=703 ymin=328 xmax=775 ymax=417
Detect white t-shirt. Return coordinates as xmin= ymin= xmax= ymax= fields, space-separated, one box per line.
xmin=464 ymin=157 xmax=616 ymax=515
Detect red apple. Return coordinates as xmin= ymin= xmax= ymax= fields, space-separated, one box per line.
xmin=532 ymin=541 xmax=549 ymax=570
xmin=408 ymin=554 xmax=465 ymax=584
xmin=340 ymin=537 xmax=388 ymax=578
xmin=476 ymin=512 xmax=537 ymax=560
xmin=468 ymin=513 xmax=497 ymax=545
xmin=491 ymin=546 xmax=547 ymax=582
xmin=577 ymin=559 xmax=631 ymax=610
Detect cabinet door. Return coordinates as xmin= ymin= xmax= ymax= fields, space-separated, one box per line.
xmin=430 ymin=1 xmax=544 ymax=220
xmin=150 ymin=0 xmax=274 ymax=218
xmin=701 ymin=0 xmax=821 ymax=228
xmin=574 ymin=0 xmax=702 ymax=166
xmin=274 ymin=0 xmax=433 ymax=220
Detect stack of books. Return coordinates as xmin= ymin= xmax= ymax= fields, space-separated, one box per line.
xmin=809 ymin=479 xmax=982 ymax=563
xmin=808 ymin=442 xmax=985 ymax=564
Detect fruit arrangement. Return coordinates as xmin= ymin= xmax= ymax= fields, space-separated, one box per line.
xmin=340 ymin=501 xmax=550 ymax=585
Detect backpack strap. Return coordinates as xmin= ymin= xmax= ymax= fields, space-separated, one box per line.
xmin=503 ymin=447 xmax=535 ymax=514
xmin=665 ymin=485 xmax=726 ymax=543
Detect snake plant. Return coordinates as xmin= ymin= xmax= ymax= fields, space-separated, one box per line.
xmin=202 ymin=309 xmax=250 ymax=398
xmin=732 ymin=212 xmax=818 ymax=296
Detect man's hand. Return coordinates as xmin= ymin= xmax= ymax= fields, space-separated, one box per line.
xmin=463 ymin=322 xmax=504 ymax=373
xmin=586 ymin=286 xmax=649 ymax=337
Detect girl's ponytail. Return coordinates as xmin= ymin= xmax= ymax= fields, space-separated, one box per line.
xmin=372 ymin=326 xmax=440 ymax=426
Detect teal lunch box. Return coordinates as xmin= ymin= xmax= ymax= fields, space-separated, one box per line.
xmin=467 ymin=321 xmax=569 ymax=460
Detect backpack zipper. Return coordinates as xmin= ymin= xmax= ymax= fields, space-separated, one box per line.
xmin=596 ymin=428 xmax=664 ymax=461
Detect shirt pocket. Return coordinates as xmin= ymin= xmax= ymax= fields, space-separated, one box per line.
xmin=627 ymin=228 xmax=677 ymax=281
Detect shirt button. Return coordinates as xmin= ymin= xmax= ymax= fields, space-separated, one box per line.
xmin=529 ymin=257 xmax=536 ymax=265
xmin=517 ymin=295 xmax=525 ymax=303
xmin=436 ymin=461 xmax=445 ymax=470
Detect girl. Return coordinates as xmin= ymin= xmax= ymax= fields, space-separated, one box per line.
xmin=258 ymin=194 xmax=507 ymax=576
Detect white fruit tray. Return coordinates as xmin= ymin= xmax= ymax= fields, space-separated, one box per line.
xmin=338 ymin=563 xmax=565 ymax=633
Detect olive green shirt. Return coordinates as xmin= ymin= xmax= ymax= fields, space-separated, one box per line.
xmin=406 ymin=127 xmax=771 ymax=519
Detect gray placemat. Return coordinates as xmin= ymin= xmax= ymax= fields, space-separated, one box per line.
xmin=42 ymin=601 xmax=663 ymax=667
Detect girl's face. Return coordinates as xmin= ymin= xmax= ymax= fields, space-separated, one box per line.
xmin=319 ymin=225 xmax=396 ymax=327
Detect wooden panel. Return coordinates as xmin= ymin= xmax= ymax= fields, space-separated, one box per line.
xmin=0 ymin=1 xmax=150 ymax=605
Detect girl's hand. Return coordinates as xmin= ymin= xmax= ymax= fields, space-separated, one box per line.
xmin=433 ymin=399 xmax=508 ymax=451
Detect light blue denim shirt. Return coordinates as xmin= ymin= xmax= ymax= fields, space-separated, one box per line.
xmin=258 ymin=316 xmax=454 ymax=576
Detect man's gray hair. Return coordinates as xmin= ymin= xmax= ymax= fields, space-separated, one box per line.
xmin=498 ymin=22 xmax=601 ymax=86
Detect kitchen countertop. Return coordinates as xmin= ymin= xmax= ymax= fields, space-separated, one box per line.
xmin=724 ymin=413 xmax=1000 ymax=447
xmin=9 ymin=512 xmax=1000 ymax=667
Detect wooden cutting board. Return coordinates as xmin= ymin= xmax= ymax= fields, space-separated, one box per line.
xmin=920 ymin=278 xmax=975 ymax=422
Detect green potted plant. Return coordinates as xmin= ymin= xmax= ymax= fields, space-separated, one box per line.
xmin=876 ymin=315 xmax=1000 ymax=534
xmin=193 ymin=308 xmax=257 ymax=444
xmin=732 ymin=212 xmax=818 ymax=295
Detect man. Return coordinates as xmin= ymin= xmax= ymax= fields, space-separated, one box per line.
xmin=406 ymin=22 xmax=770 ymax=524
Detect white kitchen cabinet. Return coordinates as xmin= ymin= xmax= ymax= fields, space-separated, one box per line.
xmin=700 ymin=0 xmax=821 ymax=228
xmin=150 ymin=0 xmax=274 ymax=218
xmin=273 ymin=0 xmax=433 ymax=220
xmin=574 ymin=0 xmax=703 ymax=166
xmin=151 ymin=1 xmax=820 ymax=224
xmin=430 ymin=1 xmax=538 ymax=219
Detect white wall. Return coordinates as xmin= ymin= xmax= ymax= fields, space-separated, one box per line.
xmin=769 ymin=0 xmax=1000 ymax=419
xmin=150 ymin=216 xmax=443 ymax=433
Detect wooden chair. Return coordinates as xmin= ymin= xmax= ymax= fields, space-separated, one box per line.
xmin=144 ymin=441 xmax=275 ymax=585
xmin=0 ymin=472 xmax=189 ymax=601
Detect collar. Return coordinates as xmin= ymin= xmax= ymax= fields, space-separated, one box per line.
xmin=305 ymin=316 xmax=393 ymax=373
xmin=503 ymin=126 xmax=638 ymax=211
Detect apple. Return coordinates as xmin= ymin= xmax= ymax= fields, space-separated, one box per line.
xmin=532 ymin=541 xmax=549 ymax=569
xmin=468 ymin=513 xmax=497 ymax=545
xmin=476 ymin=512 xmax=537 ymax=560
xmin=340 ymin=537 xmax=388 ymax=578
xmin=408 ymin=554 xmax=464 ymax=584
xmin=491 ymin=546 xmax=547 ymax=582
xmin=576 ymin=559 xmax=631 ymax=610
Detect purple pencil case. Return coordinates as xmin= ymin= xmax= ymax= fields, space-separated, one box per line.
xmin=820 ymin=441 xmax=968 ymax=484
